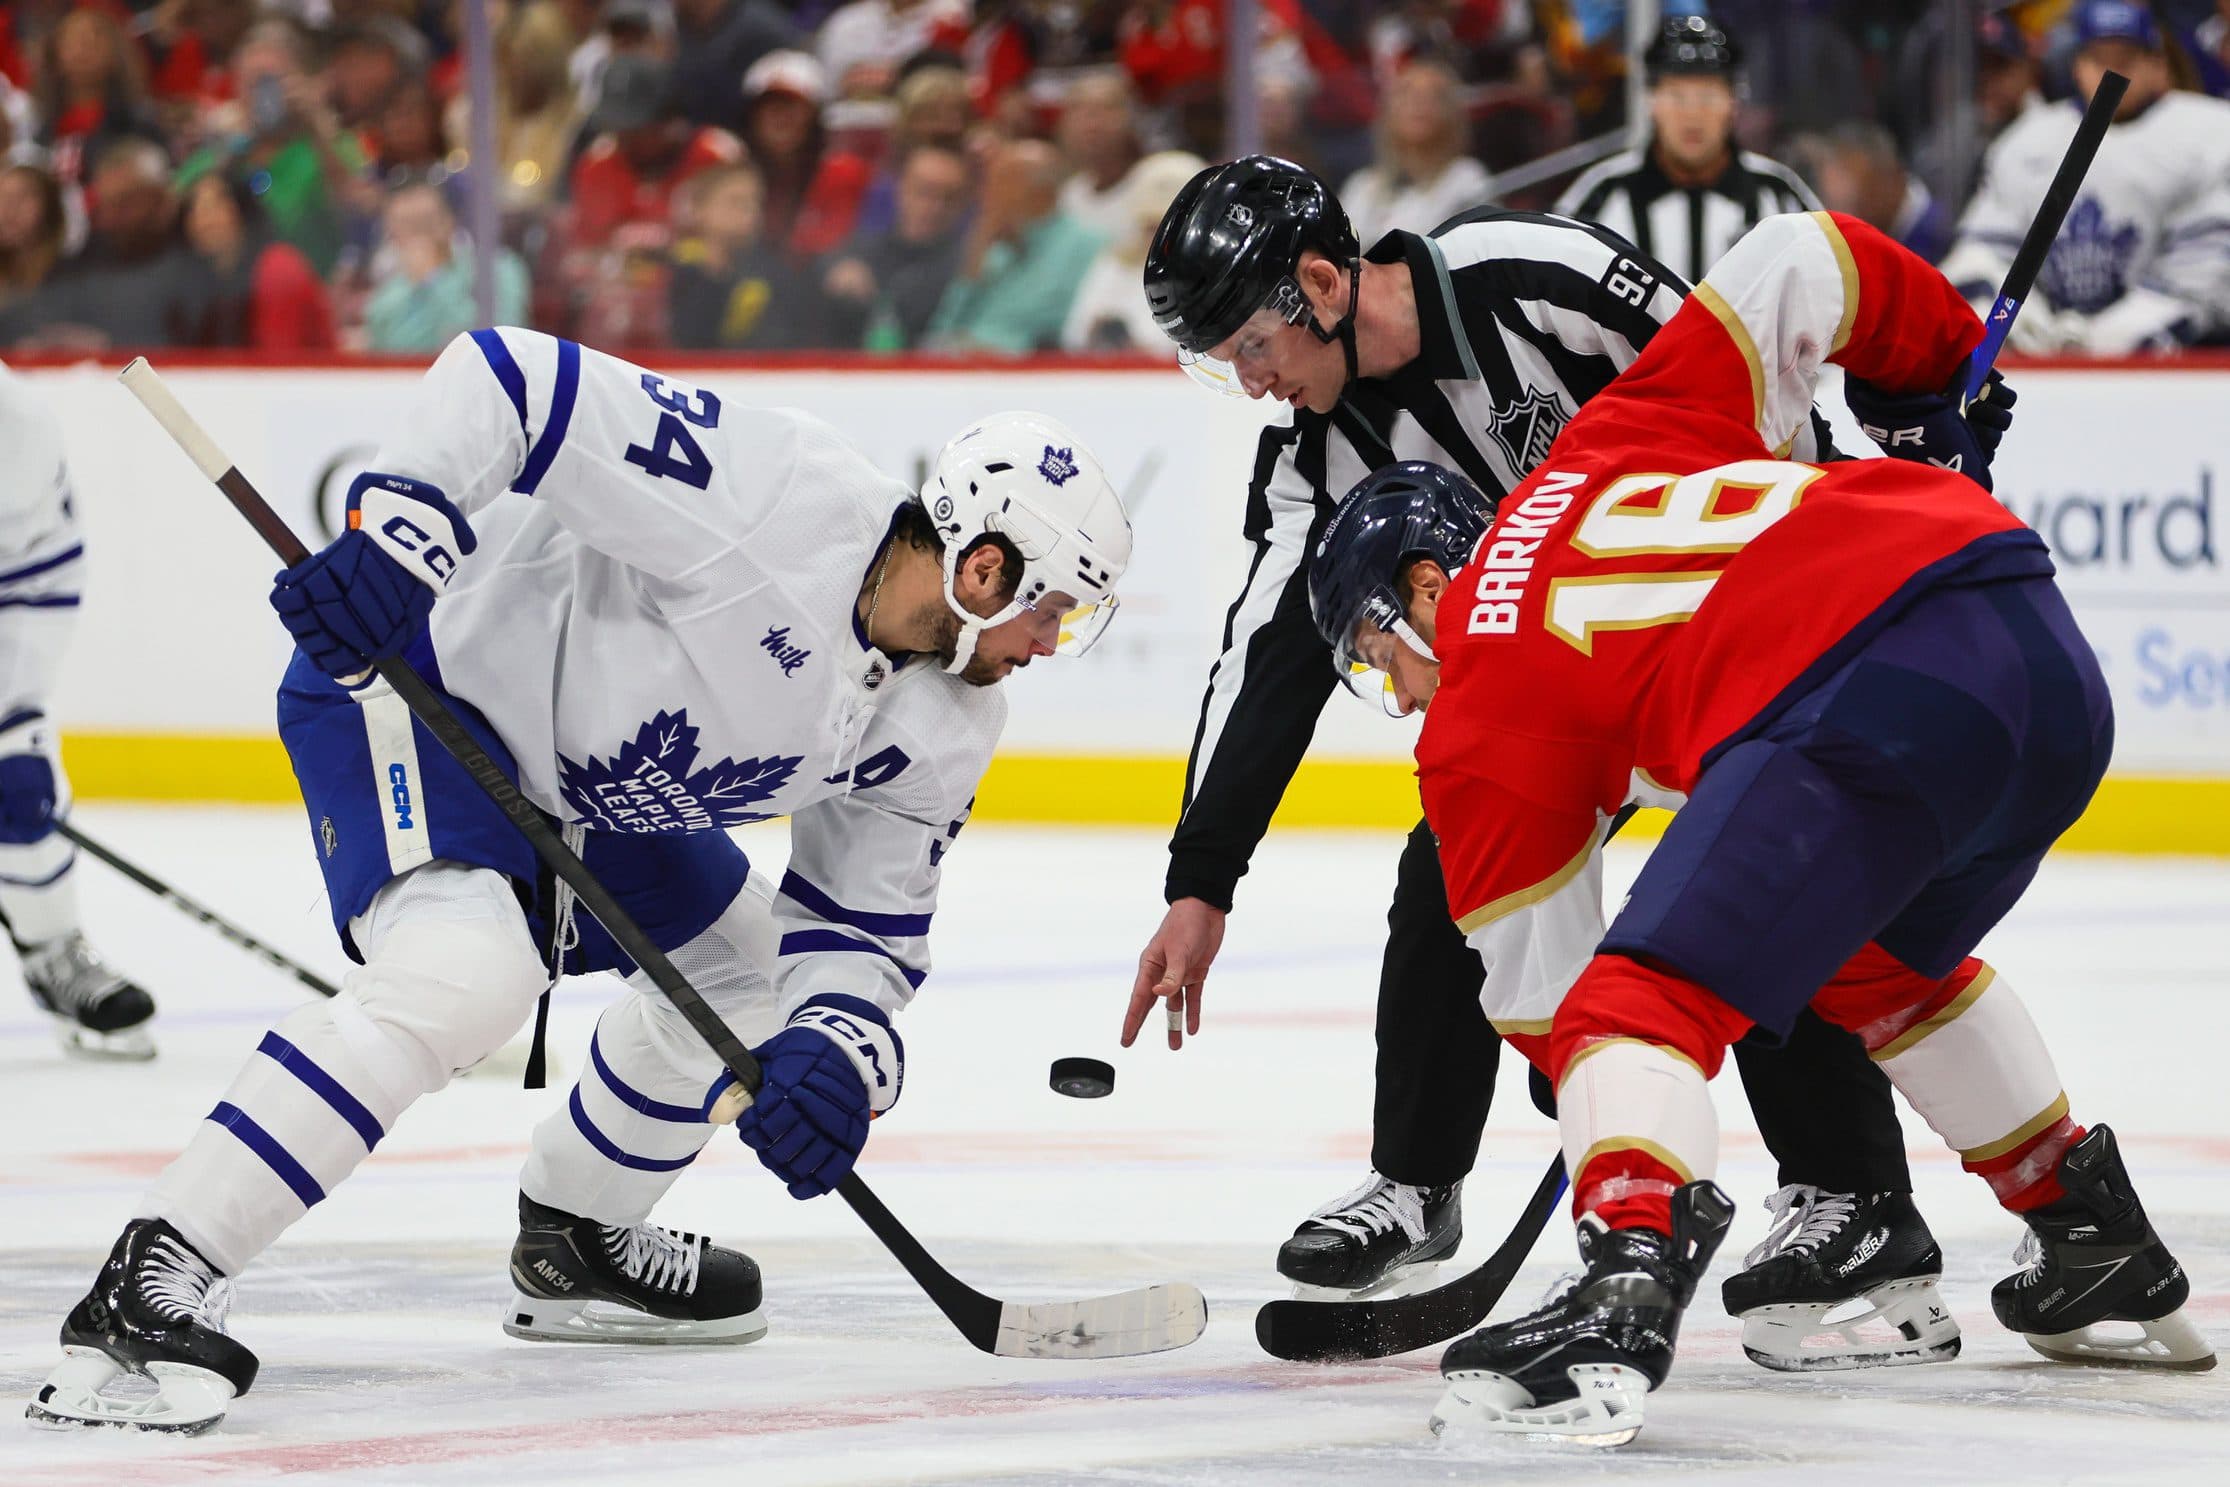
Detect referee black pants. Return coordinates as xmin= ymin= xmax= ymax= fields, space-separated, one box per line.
xmin=1370 ymin=818 xmax=1914 ymax=1195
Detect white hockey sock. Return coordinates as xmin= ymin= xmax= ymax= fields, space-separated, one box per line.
xmin=0 ymin=833 xmax=80 ymax=947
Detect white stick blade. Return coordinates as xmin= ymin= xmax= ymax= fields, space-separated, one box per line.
xmin=993 ymin=1283 xmax=1207 ymax=1359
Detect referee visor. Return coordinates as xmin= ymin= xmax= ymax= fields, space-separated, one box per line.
xmin=1178 ymin=280 xmax=1313 ymax=397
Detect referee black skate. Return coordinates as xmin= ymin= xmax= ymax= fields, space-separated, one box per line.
xmin=1123 ymin=154 xmax=1963 ymax=1365
xmin=1555 ymin=14 xmax=1820 ymax=285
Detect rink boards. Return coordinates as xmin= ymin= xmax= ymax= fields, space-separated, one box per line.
xmin=12 ymin=353 xmax=2228 ymax=850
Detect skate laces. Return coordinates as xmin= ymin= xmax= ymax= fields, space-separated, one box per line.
xmin=142 ymin=1234 xmax=233 ymax=1330
xmin=604 ymin=1223 xmax=704 ymax=1295
xmin=2010 ymin=1229 xmax=2045 ymax=1281
xmin=27 ymin=935 xmax=123 ymax=1011
xmin=1743 ymin=1186 xmax=1858 ymax=1268
xmin=1307 ymin=1172 xmax=1428 ymax=1245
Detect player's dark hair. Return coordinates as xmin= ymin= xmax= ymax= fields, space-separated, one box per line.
xmin=893 ymin=500 xmax=1024 ymax=599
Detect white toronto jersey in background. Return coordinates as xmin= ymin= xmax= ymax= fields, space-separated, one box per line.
xmin=386 ymin=327 xmax=1009 ymax=1017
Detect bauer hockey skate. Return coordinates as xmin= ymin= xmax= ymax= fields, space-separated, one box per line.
xmin=27 ymin=1219 xmax=255 ymax=1434
xmin=1277 ymin=1172 xmax=1462 ymax=1299
xmin=1992 ymin=1125 xmax=2215 ymax=1371
xmin=1721 ymin=1187 xmax=1960 ymax=1371
xmin=1432 ymin=1181 xmax=1733 ymax=1448
xmin=19 ymin=931 xmax=155 ymax=1060
xmin=505 ymin=1193 xmax=767 ymax=1345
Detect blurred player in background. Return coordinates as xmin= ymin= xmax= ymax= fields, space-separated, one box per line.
xmin=27 ymin=328 xmax=1129 ymax=1435
xmin=1310 ymin=210 xmax=2212 ymax=1447
xmin=0 ymin=362 xmax=155 ymax=1060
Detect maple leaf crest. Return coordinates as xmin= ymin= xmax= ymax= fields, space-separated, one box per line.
xmin=556 ymin=709 xmax=802 ymax=832
xmin=2040 ymin=198 xmax=2141 ymax=315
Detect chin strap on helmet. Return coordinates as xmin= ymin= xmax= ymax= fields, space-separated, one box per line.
xmin=1305 ymin=256 xmax=1363 ymax=385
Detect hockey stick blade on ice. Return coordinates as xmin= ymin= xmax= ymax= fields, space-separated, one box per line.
xmin=57 ymin=820 xmax=343 ymax=999
xmin=118 ymin=356 xmax=1207 ymax=1362
xmin=1254 ymin=1154 xmax=1565 ymax=1362
xmin=1965 ymin=68 xmax=2126 ymax=397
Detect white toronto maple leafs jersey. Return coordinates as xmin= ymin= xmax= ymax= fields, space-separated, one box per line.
xmin=372 ymin=328 xmax=1008 ymax=1016
xmin=0 ymin=363 xmax=86 ymax=727
xmin=1942 ymin=92 xmax=2230 ymax=352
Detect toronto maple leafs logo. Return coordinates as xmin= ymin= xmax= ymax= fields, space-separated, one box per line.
xmin=2040 ymin=198 xmax=2140 ymax=315
xmin=556 ymin=710 xmax=801 ymax=832
xmin=1486 ymin=388 xmax=1568 ymax=475
xmin=1039 ymin=445 xmax=1078 ymax=486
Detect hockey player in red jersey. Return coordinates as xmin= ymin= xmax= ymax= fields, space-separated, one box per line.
xmin=1307 ymin=210 xmax=2214 ymax=1447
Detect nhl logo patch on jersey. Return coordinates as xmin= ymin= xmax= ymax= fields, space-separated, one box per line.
xmin=1039 ymin=446 xmax=1079 ymax=486
xmin=1487 ymin=389 xmax=1568 ymax=475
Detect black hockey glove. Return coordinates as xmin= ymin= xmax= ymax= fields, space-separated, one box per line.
xmin=1844 ymin=367 xmax=2017 ymax=493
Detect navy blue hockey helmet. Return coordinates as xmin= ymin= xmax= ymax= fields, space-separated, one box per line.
xmin=1308 ymin=461 xmax=1496 ymax=684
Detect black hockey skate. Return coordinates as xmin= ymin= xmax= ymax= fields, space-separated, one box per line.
xmin=1278 ymin=1171 xmax=1462 ymax=1299
xmin=20 ymin=931 xmax=155 ymax=1060
xmin=1991 ymin=1125 xmax=2215 ymax=1371
xmin=1433 ymin=1181 xmax=1734 ymax=1448
xmin=1721 ymin=1187 xmax=1959 ymax=1371
xmin=26 ymin=1219 xmax=256 ymax=1435
xmin=505 ymin=1193 xmax=767 ymax=1345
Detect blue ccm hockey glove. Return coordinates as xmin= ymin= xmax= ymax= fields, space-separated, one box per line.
xmin=1844 ymin=367 xmax=2018 ymax=493
xmin=733 ymin=995 xmax=904 ymax=1199
xmin=270 ymin=471 xmax=476 ymax=681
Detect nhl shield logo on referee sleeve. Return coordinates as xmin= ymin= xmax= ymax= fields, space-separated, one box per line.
xmin=1487 ymin=389 xmax=1568 ymax=474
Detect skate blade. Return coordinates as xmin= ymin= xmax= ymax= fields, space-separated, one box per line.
xmin=1738 ymin=1277 xmax=1962 ymax=1372
xmin=503 ymin=1291 xmax=768 ymax=1346
xmin=1430 ymin=1363 xmax=1649 ymax=1448
xmin=2023 ymin=1308 xmax=2217 ymax=1372
xmin=1289 ymin=1261 xmax=1444 ymax=1304
xmin=24 ymin=1347 xmax=233 ymax=1434
xmin=53 ymin=1020 xmax=157 ymax=1062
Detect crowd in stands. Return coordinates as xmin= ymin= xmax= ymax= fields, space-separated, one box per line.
xmin=1 ymin=1 xmax=2227 ymax=357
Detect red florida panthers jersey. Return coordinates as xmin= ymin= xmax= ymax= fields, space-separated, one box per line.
xmin=1416 ymin=211 xmax=2051 ymax=1052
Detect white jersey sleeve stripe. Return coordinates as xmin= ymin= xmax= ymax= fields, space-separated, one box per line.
xmin=1689 ymin=212 xmax=1853 ymax=450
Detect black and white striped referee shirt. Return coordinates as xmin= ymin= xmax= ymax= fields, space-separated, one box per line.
xmin=1555 ymin=145 xmax=1821 ymax=286
xmin=1165 ymin=208 xmax=1834 ymax=913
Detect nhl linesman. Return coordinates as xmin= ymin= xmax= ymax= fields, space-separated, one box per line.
xmin=1555 ymin=13 xmax=1820 ymax=285
xmin=1119 ymin=154 xmax=2016 ymax=1373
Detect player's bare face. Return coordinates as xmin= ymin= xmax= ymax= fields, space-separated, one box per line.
xmin=2075 ymin=43 xmax=2166 ymax=117
xmin=962 ymin=596 xmax=1068 ymax=685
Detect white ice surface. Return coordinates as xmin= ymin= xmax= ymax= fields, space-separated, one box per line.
xmin=2 ymin=807 xmax=2225 ymax=1485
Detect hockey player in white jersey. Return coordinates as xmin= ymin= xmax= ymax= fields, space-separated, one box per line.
xmin=0 ymin=363 xmax=156 ymax=1059
xmin=1939 ymin=1 xmax=2230 ymax=353
xmin=26 ymin=327 xmax=1130 ymax=1434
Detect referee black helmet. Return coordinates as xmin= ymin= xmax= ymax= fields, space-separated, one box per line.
xmin=1644 ymin=13 xmax=1742 ymax=81
xmin=1143 ymin=155 xmax=1361 ymax=357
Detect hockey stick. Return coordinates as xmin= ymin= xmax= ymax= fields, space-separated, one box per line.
xmin=118 ymin=357 xmax=1207 ymax=1362
xmin=1254 ymin=1153 xmax=1565 ymax=1362
xmin=56 ymin=819 xmax=342 ymax=999
xmin=1964 ymin=68 xmax=2127 ymax=397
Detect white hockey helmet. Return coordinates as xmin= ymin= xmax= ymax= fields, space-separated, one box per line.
xmin=920 ymin=411 xmax=1132 ymax=675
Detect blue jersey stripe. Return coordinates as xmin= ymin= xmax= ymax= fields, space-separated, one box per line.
xmin=588 ymin=1031 xmax=711 ymax=1124
xmin=778 ymin=929 xmax=928 ymax=989
xmin=567 ymin=1086 xmax=700 ymax=1171
xmin=0 ymin=853 xmax=76 ymax=888
xmin=516 ymin=339 xmax=581 ymax=496
xmin=778 ymin=870 xmax=933 ymax=939
xmin=0 ymin=543 xmax=84 ymax=588
xmin=256 ymin=1032 xmax=385 ymax=1150
xmin=468 ymin=329 xmax=530 ymax=438
xmin=0 ymin=595 xmax=80 ymax=610
xmin=208 ymin=1100 xmax=325 ymax=1207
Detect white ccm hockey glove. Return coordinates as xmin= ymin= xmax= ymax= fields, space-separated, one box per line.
xmin=731 ymin=995 xmax=904 ymax=1198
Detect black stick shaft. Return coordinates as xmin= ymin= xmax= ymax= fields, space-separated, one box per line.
xmin=57 ymin=819 xmax=342 ymax=999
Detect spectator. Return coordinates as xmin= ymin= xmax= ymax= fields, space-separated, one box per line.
xmin=667 ymin=161 xmax=824 ymax=349
xmin=670 ymin=0 xmax=797 ymax=136
xmin=362 ymin=181 xmax=528 ymax=352
xmin=925 ymin=137 xmax=1103 ymax=353
xmin=8 ymin=138 xmax=199 ymax=350
xmin=445 ymin=0 xmax=582 ymax=218
xmin=1061 ymin=147 xmax=1202 ymax=351
xmin=141 ymin=0 xmax=260 ymax=121
xmin=369 ymin=77 xmax=455 ymax=188
xmin=176 ymin=170 xmax=336 ymax=349
xmin=1255 ymin=61 xmax=1327 ymax=176
xmin=0 ymin=162 xmax=67 ymax=327
xmin=32 ymin=5 xmax=162 ymax=185
xmin=1 ymin=73 xmax=36 ymax=163
xmin=321 ymin=18 xmax=425 ymax=136
xmin=1941 ymin=0 xmax=2230 ymax=354
xmin=1912 ymin=11 xmax=2042 ymax=219
xmin=1054 ymin=68 xmax=1143 ymax=243
xmin=970 ymin=0 xmax=1127 ymax=116
xmin=178 ymin=17 xmax=372 ymax=277
xmin=845 ymin=61 xmax=972 ymax=239
xmin=2194 ymin=0 xmax=2230 ymax=95
xmin=1119 ymin=0 xmax=1310 ymax=109
xmin=818 ymin=0 xmax=973 ymax=102
xmin=1340 ymin=57 xmax=1492 ymax=246
xmin=567 ymin=52 xmax=743 ymax=250
xmin=1803 ymin=121 xmax=1953 ymax=265
xmin=740 ymin=49 xmax=863 ymax=257
xmin=821 ymin=139 xmax=972 ymax=348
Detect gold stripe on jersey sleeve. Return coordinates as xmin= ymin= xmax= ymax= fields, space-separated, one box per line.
xmin=1692 ymin=280 xmax=1765 ymax=433
xmin=1812 ymin=210 xmax=1862 ymax=355
xmin=1454 ymin=824 xmax=1603 ymax=934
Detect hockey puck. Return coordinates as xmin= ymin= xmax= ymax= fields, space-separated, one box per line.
xmin=1049 ymin=1056 xmax=1116 ymax=1099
